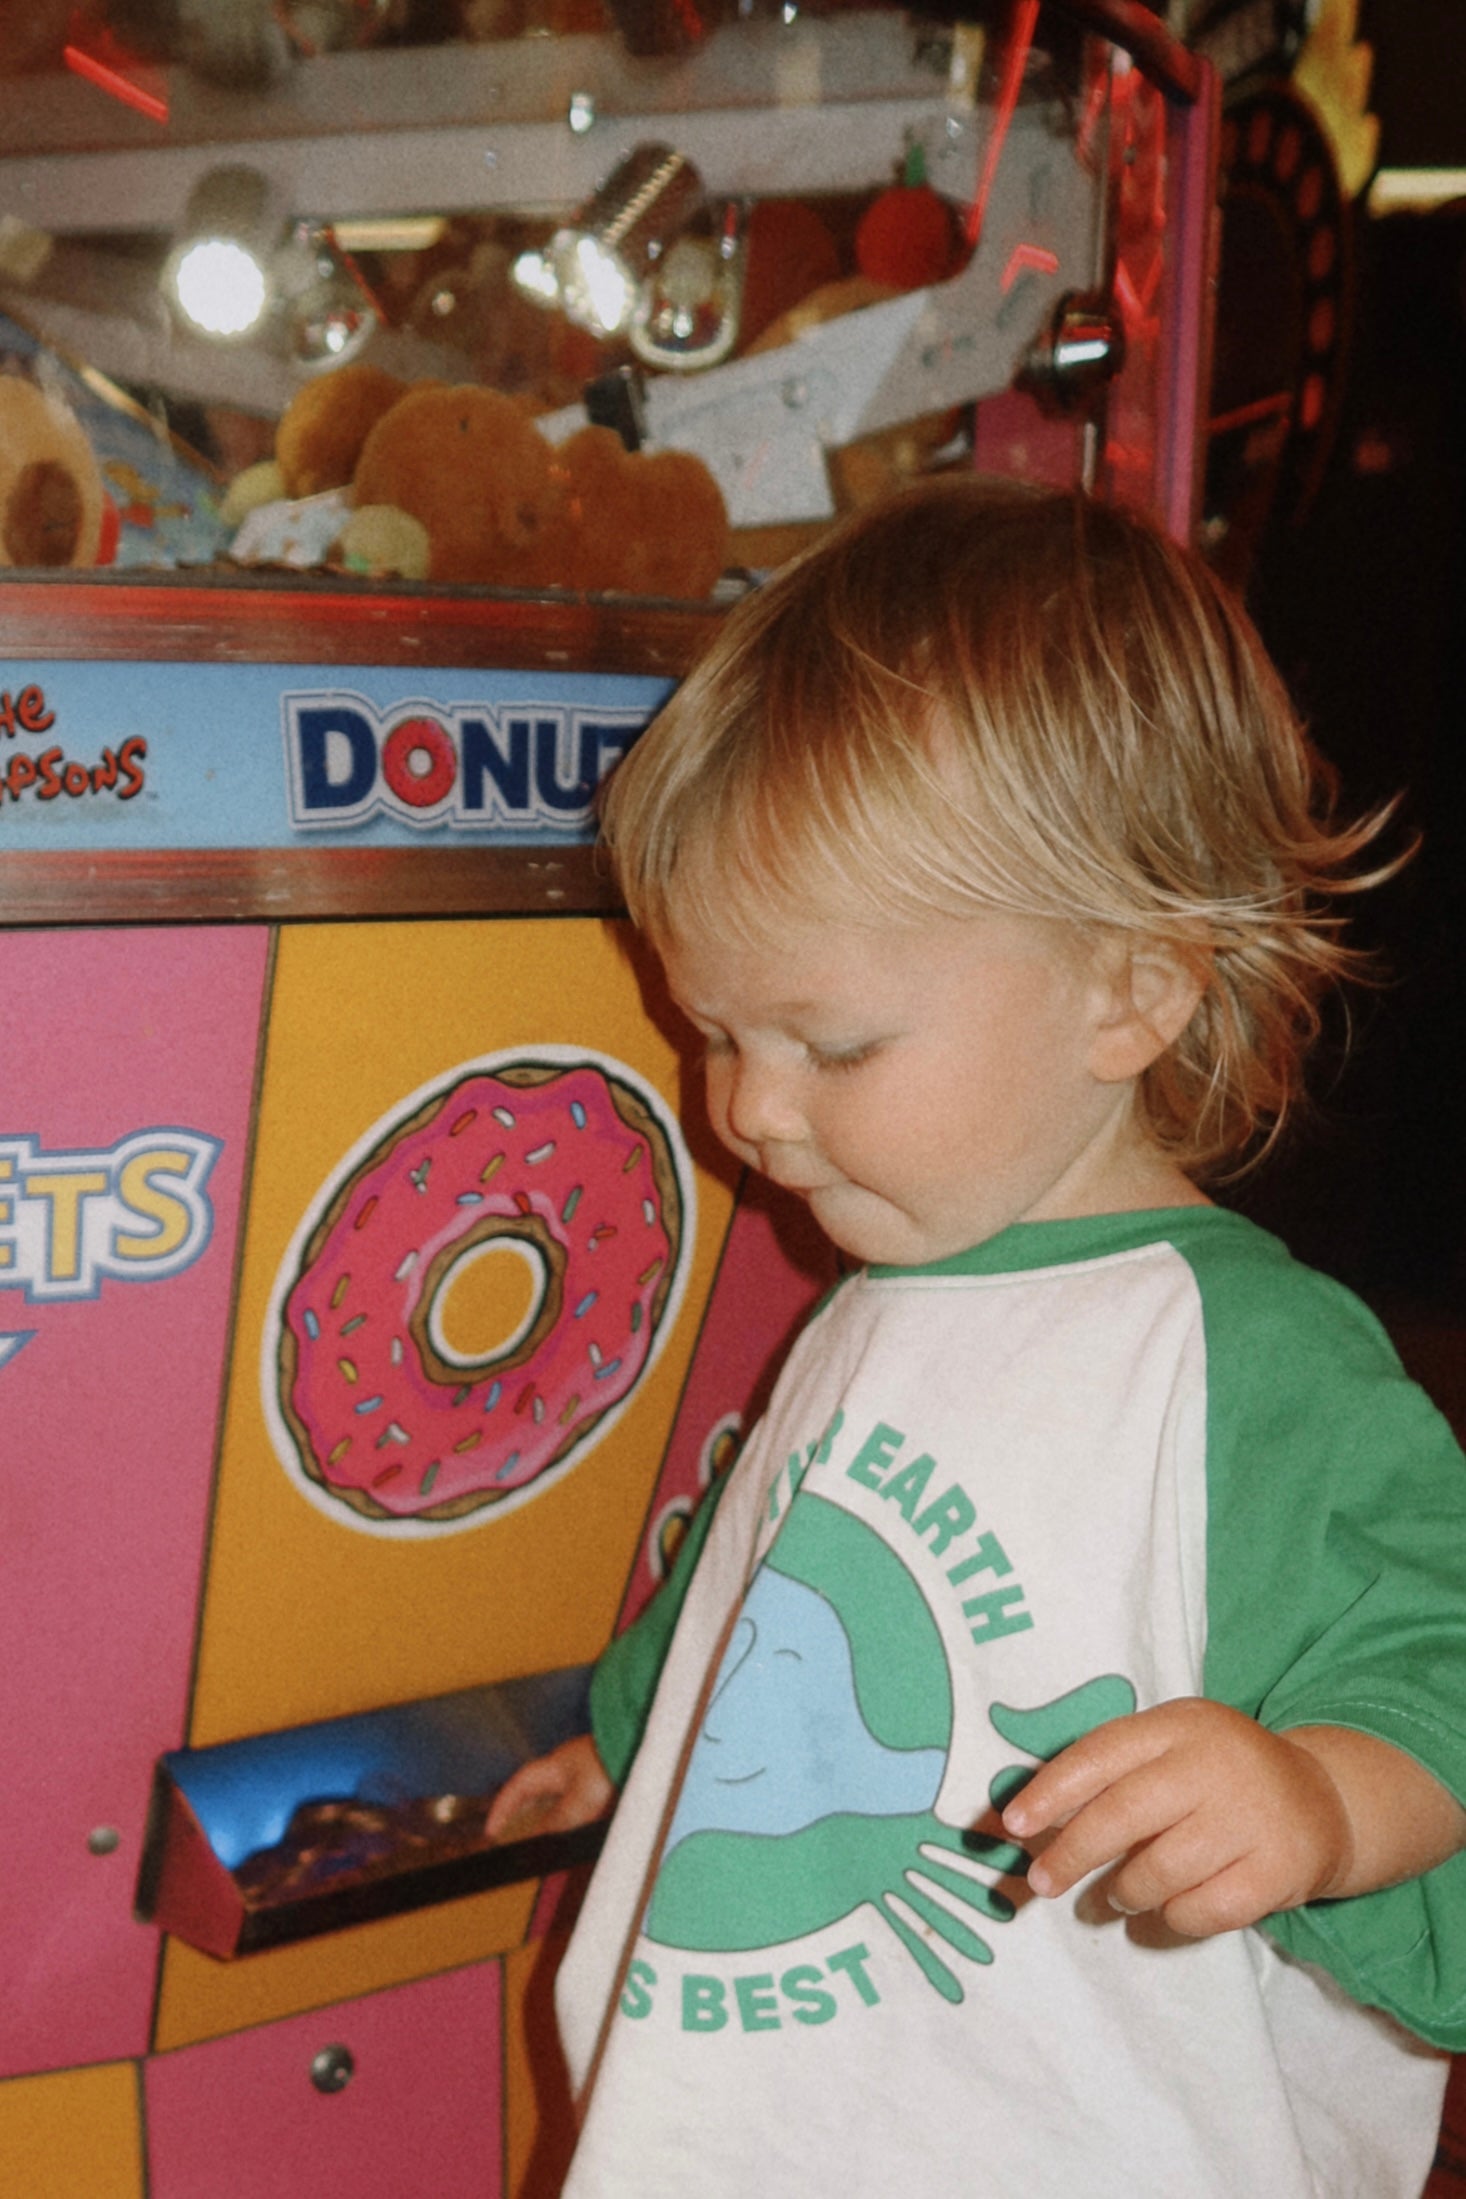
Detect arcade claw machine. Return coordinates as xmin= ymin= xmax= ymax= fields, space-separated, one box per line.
xmin=0 ymin=4 xmax=1214 ymax=2192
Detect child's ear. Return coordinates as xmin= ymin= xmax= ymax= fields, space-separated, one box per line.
xmin=1087 ymin=938 xmax=1208 ymax=1084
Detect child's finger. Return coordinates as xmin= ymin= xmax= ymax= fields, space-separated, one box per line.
xmin=1022 ymin=1758 xmax=1192 ymax=1898
xmin=1001 ymin=1708 xmax=1178 ymax=1840
xmin=1100 ymin=1814 xmax=1241 ymax=1919
xmin=1138 ymin=1853 xmax=1284 ymax=1939
xmin=485 ymin=1755 xmax=568 ymax=1841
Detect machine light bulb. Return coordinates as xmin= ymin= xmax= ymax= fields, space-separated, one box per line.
xmin=169 ymin=236 xmax=271 ymax=338
xmin=559 ymin=234 xmax=635 ymax=338
xmin=510 ymin=247 xmax=561 ymax=307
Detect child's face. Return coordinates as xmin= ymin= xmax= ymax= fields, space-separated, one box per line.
xmin=661 ymin=901 xmax=1175 ymax=1266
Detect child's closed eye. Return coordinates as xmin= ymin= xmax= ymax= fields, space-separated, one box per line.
xmin=806 ymin=1040 xmax=881 ymax=1073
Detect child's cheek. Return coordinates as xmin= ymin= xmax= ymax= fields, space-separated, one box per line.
xmin=703 ymin=1063 xmax=748 ymax=1163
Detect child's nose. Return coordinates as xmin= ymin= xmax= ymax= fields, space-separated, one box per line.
xmin=723 ymin=1051 xmax=806 ymax=1150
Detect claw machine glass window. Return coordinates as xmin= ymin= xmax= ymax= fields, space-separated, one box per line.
xmin=2 ymin=2 xmax=1214 ymax=620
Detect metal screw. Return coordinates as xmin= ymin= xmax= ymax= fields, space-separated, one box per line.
xmin=310 ymin=2045 xmax=355 ymax=2095
xmin=87 ymin=1826 xmax=121 ymax=1856
xmin=568 ymin=92 xmax=597 ymax=134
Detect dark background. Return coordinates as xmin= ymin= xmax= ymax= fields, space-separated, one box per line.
xmin=1227 ymin=2 xmax=1466 ymax=1323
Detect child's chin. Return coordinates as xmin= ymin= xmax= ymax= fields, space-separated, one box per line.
xmin=807 ymin=1187 xmax=941 ymax=1268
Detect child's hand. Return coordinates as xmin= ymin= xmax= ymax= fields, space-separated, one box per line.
xmin=485 ymin=1734 xmax=616 ymax=1845
xmin=999 ymin=1699 xmax=1354 ymax=1937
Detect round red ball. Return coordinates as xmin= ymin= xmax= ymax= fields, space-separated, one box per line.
xmin=855 ymin=184 xmax=961 ymax=292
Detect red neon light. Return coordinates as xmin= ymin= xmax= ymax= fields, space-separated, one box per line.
xmin=1000 ymin=243 xmax=1060 ymax=292
xmin=63 ymin=44 xmax=170 ymax=126
xmin=965 ymin=0 xmax=1042 ymax=250
xmin=1114 ymin=254 xmax=1160 ymax=321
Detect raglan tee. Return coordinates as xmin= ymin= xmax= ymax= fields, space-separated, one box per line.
xmin=563 ymin=1208 xmax=1466 ymax=2198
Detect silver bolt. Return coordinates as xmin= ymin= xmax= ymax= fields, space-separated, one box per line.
xmin=87 ymin=1826 xmax=121 ymax=1856
xmin=568 ymin=92 xmax=597 ymax=134
xmin=310 ymin=2045 xmax=355 ymax=2095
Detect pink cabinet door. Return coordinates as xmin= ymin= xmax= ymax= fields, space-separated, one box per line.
xmin=145 ymin=1961 xmax=505 ymax=2199
xmin=2 ymin=928 xmax=268 ymax=2075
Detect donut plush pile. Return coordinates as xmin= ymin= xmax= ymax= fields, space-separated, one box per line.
xmin=227 ymin=367 xmax=730 ymax=598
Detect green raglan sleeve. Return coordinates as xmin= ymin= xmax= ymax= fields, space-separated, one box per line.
xmin=588 ymin=1471 xmax=730 ymax=1786
xmin=1194 ymin=1225 xmax=1466 ymax=2047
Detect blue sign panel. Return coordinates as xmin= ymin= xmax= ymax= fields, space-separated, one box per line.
xmin=0 ymin=662 xmax=673 ymax=851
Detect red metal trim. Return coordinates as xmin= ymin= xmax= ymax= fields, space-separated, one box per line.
xmin=0 ymin=576 xmax=724 ymax=676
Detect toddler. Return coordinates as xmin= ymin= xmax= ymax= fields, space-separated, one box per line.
xmin=490 ymin=480 xmax=1466 ymax=2196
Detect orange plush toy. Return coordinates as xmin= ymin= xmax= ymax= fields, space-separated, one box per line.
xmin=352 ymin=383 xmax=568 ymax=585
xmin=548 ymin=426 xmax=729 ymax=598
xmin=276 ymin=361 xmax=408 ymax=499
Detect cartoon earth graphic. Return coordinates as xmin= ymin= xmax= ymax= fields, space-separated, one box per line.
xmin=645 ymin=1494 xmax=1136 ymax=2002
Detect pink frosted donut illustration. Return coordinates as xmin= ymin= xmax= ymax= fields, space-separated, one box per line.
xmin=274 ymin=1056 xmax=686 ymax=1524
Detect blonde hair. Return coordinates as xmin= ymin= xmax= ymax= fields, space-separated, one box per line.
xmin=601 ymin=477 xmax=1399 ymax=1179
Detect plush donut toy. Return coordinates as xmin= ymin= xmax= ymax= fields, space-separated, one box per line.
xmin=0 ymin=377 xmax=110 ymax=568
xmin=274 ymin=1056 xmax=687 ymax=1525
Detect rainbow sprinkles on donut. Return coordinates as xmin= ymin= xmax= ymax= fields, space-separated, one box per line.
xmin=271 ymin=1053 xmax=689 ymax=1529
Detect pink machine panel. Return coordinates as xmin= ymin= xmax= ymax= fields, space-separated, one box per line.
xmin=2 ymin=928 xmax=269 ymax=2076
